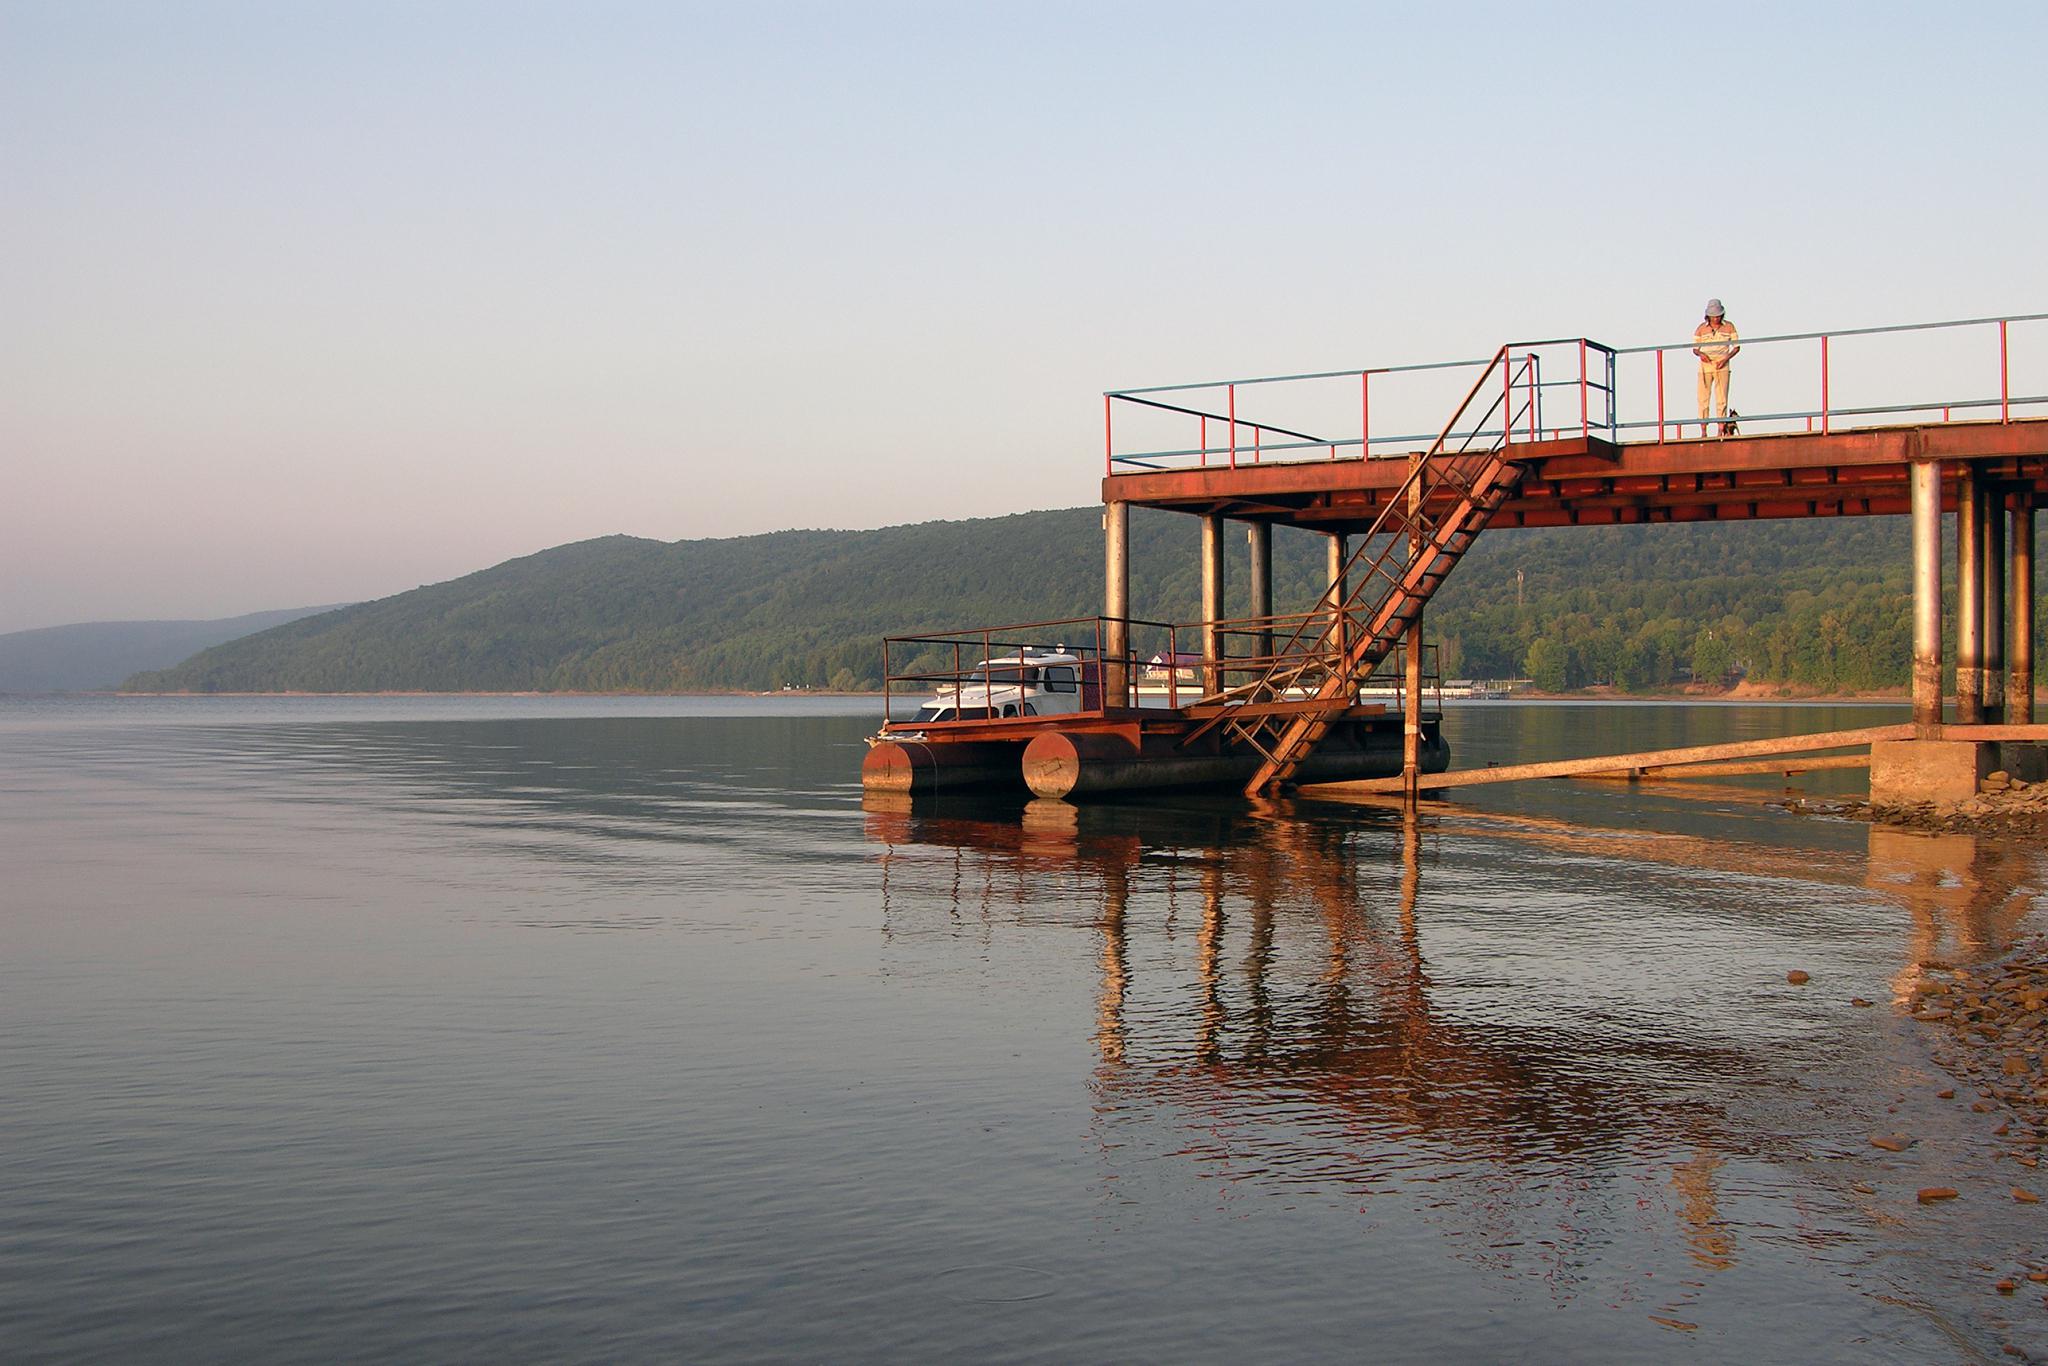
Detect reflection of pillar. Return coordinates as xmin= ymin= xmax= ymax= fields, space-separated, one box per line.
xmin=1398 ymin=810 xmax=1422 ymax=931
xmin=1672 ymin=1150 xmax=1736 ymax=1272
xmin=1910 ymin=459 xmax=1943 ymax=729
xmin=1103 ymin=500 xmax=1130 ymax=708
xmin=2016 ymin=495 xmax=2037 ymax=725
xmin=1096 ymin=857 xmax=1129 ymax=1066
xmin=1395 ymin=810 xmax=1426 ymax=1016
xmin=1247 ymin=522 xmax=1273 ymax=668
xmin=1985 ymin=488 xmax=2007 ymax=723
xmin=1244 ymin=872 xmax=1277 ymax=1064
xmin=1866 ymin=824 xmax=2030 ymax=1001
xmin=1196 ymin=859 xmax=1226 ymax=1063
xmin=1201 ymin=514 xmax=1226 ymax=695
xmin=1957 ymin=466 xmax=1984 ymax=724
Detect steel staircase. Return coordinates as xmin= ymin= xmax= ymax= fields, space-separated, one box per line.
xmin=1198 ymin=348 xmax=1539 ymax=796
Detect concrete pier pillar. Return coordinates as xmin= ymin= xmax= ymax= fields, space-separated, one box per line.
xmin=1402 ymin=462 xmax=1424 ymax=802
xmin=1957 ymin=465 xmax=1985 ymax=725
xmin=1871 ymin=739 xmax=1997 ymax=810
xmin=2015 ymin=495 xmax=2037 ymax=726
xmin=1910 ymin=459 xmax=1943 ymax=730
xmin=1103 ymin=500 xmax=1130 ymax=708
xmin=1201 ymin=514 xmax=1226 ymax=695
xmin=1985 ymin=488 xmax=2007 ymax=723
xmin=1247 ymin=522 xmax=1274 ymax=670
xmin=1402 ymin=615 xmax=1423 ymax=803
xmin=1326 ymin=532 xmax=1349 ymax=660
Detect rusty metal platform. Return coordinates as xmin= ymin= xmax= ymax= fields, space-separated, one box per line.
xmin=1106 ymin=420 xmax=2048 ymax=530
xmin=1100 ymin=313 xmax=2048 ymax=529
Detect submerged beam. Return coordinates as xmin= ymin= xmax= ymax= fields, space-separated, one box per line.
xmin=1574 ymin=753 xmax=1870 ymax=781
xmin=1299 ymin=724 xmax=1916 ymax=795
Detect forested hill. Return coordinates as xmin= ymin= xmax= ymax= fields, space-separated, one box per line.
xmin=123 ymin=507 xmax=2007 ymax=695
xmin=0 ymin=604 xmax=344 ymax=693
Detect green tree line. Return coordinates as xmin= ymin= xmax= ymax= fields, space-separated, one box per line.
xmin=123 ymin=509 xmax=2042 ymax=695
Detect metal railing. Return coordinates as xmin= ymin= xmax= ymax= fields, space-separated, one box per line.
xmin=1103 ymin=312 xmax=2044 ymax=472
xmin=1615 ymin=312 xmax=2047 ymax=442
xmin=879 ymin=617 xmax=1438 ymax=727
xmin=1184 ymin=345 xmax=1532 ymax=792
xmin=882 ymin=616 xmax=1178 ymax=726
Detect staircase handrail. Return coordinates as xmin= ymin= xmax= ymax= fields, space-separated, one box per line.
xmin=1213 ymin=344 xmax=1522 ymax=703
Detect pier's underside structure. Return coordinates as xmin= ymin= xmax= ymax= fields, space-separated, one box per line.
xmin=866 ymin=315 xmax=2048 ymax=801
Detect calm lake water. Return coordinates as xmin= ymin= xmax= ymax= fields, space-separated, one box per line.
xmin=4 ymin=695 xmax=2044 ymax=1362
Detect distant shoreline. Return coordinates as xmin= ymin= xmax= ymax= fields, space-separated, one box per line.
xmin=89 ymin=688 xmax=887 ymax=699
xmin=69 ymin=686 xmax=1956 ymax=705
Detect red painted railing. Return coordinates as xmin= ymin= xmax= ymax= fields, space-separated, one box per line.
xmin=1105 ymin=312 xmax=2046 ymax=473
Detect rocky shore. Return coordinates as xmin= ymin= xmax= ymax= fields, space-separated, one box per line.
xmin=1912 ymin=947 xmax=2048 ymax=1129
xmin=1782 ymin=770 xmax=2048 ymax=841
xmin=1902 ymin=946 xmax=2048 ymax=1310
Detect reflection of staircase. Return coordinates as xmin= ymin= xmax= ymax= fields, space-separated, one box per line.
xmin=1210 ymin=349 xmax=1537 ymax=796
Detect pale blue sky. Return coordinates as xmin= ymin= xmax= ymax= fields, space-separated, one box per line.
xmin=4 ymin=0 xmax=2044 ymax=630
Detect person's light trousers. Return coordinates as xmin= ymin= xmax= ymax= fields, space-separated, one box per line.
xmin=1697 ymin=363 xmax=1731 ymax=420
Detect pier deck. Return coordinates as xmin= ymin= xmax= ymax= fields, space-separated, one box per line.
xmin=868 ymin=313 xmax=2045 ymax=803
xmin=1105 ymin=421 xmax=2048 ymax=530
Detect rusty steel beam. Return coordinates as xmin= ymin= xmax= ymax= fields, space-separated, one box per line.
xmin=1573 ymin=753 xmax=1871 ymax=781
xmin=1105 ymin=421 xmax=2048 ymax=530
xmin=1299 ymin=725 xmax=1916 ymax=796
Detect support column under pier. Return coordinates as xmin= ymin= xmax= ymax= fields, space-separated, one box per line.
xmin=1103 ymin=500 xmax=1130 ymax=708
xmin=2015 ymin=496 xmax=2037 ymax=726
xmin=1985 ymin=489 xmax=2008 ymax=723
xmin=1326 ymin=533 xmax=1349 ymax=657
xmin=1957 ymin=466 xmax=1985 ymax=725
xmin=1247 ymin=522 xmax=1273 ymax=671
xmin=1910 ymin=460 xmax=1943 ymax=730
xmin=1201 ymin=514 xmax=1226 ymax=695
xmin=1402 ymin=463 xmax=1423 ymax=803
xmin=1403 ymin=615 xmax=1423 ymax=803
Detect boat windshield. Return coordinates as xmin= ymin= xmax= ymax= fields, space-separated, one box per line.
xmin=966 ymin=663 xmax=1039 ymax=686
xmin=910 ymin=704 xmax=1011 ymax=723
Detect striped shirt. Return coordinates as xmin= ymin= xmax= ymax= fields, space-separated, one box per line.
xmin=1694 ymin=319 xmax=1738 ymax=364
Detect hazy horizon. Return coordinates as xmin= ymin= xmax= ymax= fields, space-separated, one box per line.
xmin=8 ymin=1 xmax=2046 ymax=632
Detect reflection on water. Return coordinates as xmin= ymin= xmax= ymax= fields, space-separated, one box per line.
xmin=868 ymin=778 xmax=2048 ymax=1357
xmin=1870 ymin=826 xmax=2038 ymax=1000
xmin=5 ymin=697 xmax=2047 ymax=1362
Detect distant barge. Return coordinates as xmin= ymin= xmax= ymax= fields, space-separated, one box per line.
xmin=861 ymin=633 xmax=1448 ymax=798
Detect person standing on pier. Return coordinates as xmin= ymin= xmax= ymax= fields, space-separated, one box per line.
xmin=1693 ymin=298 xmax=1739 ymax=434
